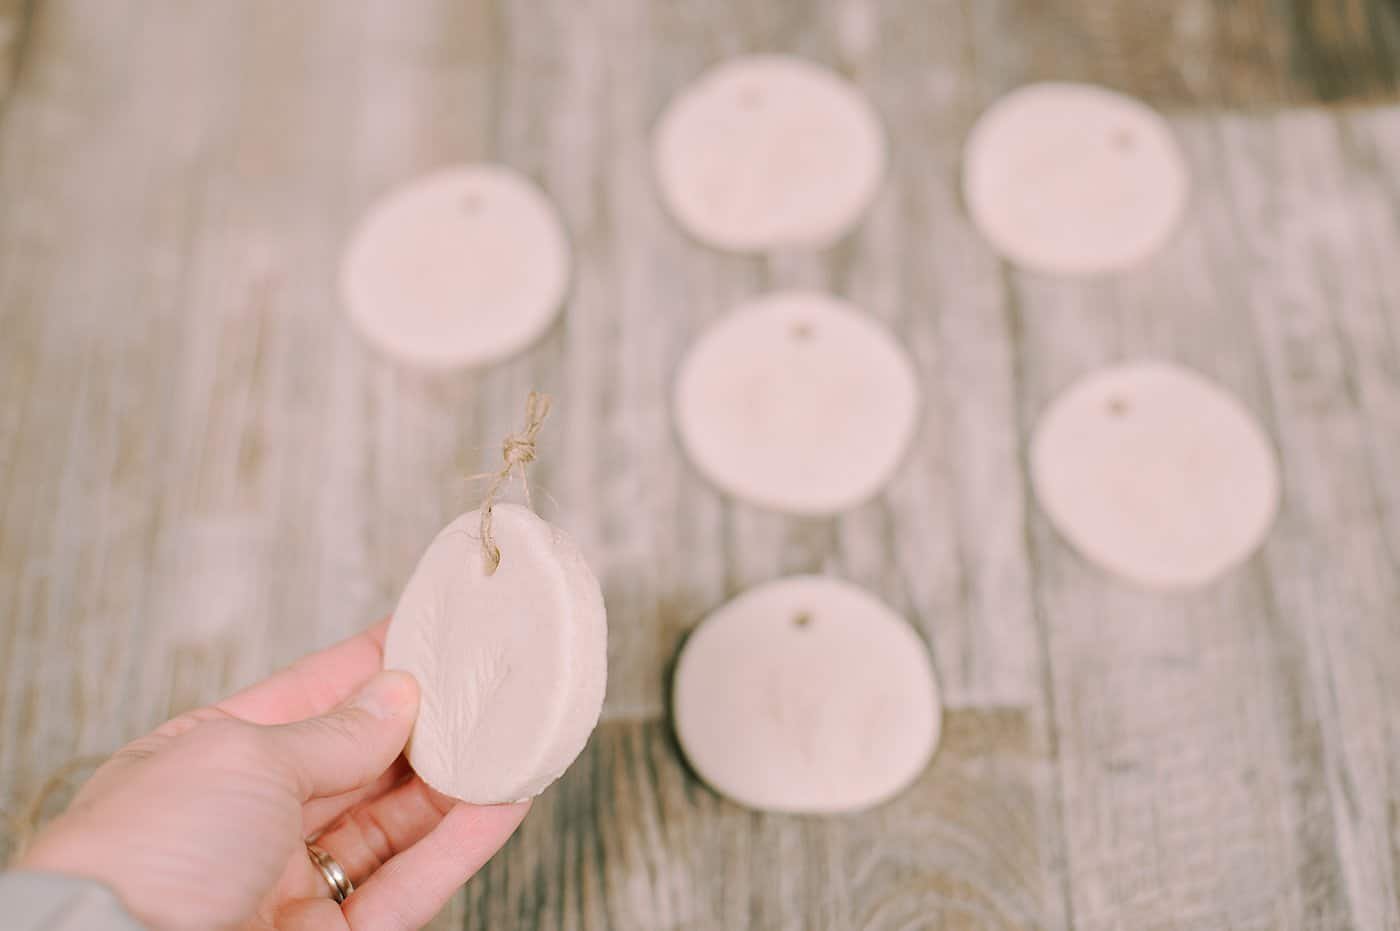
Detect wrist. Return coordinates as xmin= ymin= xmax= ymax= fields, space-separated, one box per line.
xmin=19 ymin=823 xmax=148 ymax=925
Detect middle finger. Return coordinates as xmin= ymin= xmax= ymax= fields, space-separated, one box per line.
xmin=302 ymin=756 xmax=412 ymax=837
xmin=308 ymin=775 xmax=456 ymax=885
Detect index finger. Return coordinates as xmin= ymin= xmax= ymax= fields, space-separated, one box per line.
xmin=217 ymin=619 xmax=391 ymax=724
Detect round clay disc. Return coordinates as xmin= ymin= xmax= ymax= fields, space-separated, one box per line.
xmin=382 ymin=504 xmax=607 ymax=803
xmin=962 ymin=82 xmax=1189 ymax=276
xmin=1030 ymin=361 xmax=1280 ymax=589
xmin=654 ymin=55 xmax=886 ymax=251
xmin=673 ymin=291 xmax=920 ymax=515
xmin=672 ymin=575 xmax=941 ymax=813
xmin=341 ymin=165 xmax=571 ymax=370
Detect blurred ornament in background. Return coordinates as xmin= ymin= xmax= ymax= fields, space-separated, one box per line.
xmin=963 ymin=82 xmax=1190 ymax=276
xmin=341 ymin=165 xmax=571 ymax=370
xmin=654 ymin=55 xmax=886 ymax=252
xmin=1031 ymin=361 xmax=1279 ymax=589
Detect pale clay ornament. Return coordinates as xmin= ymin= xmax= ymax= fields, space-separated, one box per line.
xmin=674 ymin=291 xmax=920 ymax=515
xmin=383 ymin=504 xmax=607 ymax=803
xmin=1031 ymin=361 xmax=1280 ymax=589
xmin=654 ymin=55 xmax=886 ymax=251
xmin=962 ymin=82 xmax=1190 ymax=276
xmin=341 ymin=165 xmax=571 ymax=370
xmin=672 ymin=576 xmax=941 ymax=813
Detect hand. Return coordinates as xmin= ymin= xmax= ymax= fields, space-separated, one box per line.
xmin=19 ymin=621 xmax=529 ymax=930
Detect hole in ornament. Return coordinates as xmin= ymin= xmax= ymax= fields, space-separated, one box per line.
xmin=793 ymin=611 xmax=813 ymax=629
xmin=737 ymin=85 xmax=763 ymax=109
xmin=460 ymin=191 xmax=485 ymax=215
xmin=1111 ymin=128 xmax=1136 ymax=152
xmin=1106 ymin=396 xmax=1131 ymax=417
xmin=790 ymin=321 xmax=815 ymax=341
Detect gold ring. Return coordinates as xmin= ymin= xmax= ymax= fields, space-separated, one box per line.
xmin=306 ymin=842 xmax=354 ymax=904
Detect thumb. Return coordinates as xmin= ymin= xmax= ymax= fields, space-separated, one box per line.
xmin=264 ymin=670 xmax=419 ymax=800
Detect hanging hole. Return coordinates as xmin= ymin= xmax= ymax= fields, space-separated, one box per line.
xmin=793 ymin=611 xmax=813 ymax=628
xmin=790 ymin=321 xmax=815 ymax=341
xmin=460 ymin=191 xmax=484 ymax=215
xmin=1111 ymin=128 xmax=1136 ymax=152
xmin=1106 ymin=396 xmax=1131 ymax=417
xmin=738 ymin=85 xmax=763 ymax=109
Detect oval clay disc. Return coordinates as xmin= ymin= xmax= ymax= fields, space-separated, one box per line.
xmin=654 ymin=55 xmax=886 ymax=251
xmin=672 ymin=576 xmax=941 ymax=813
xmin=1030 ymin=361 xmax=1280 ymax=589
xmin=963 ymin=82 xmax=1189 ymax=276
xmin=341 ymin=165 xmax=571 ymax=370
xmin=383 ymin=504 xmax=607 ymax=803
xmin=674 ymin=291 xmax=920 ymax=515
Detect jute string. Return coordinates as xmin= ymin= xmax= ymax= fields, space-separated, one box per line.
xmin=4 ymin=754 xmax=107 ymax=865
xmin=474 ymin=392 xmax=551 ymax=575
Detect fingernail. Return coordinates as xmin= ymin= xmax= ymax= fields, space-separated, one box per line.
xmin=351 ymin=670 xmax=419 ymax=720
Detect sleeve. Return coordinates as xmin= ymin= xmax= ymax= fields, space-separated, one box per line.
xmin=0 ymin=871 xmax=147 ymax=930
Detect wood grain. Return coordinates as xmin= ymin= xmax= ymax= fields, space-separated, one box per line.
xmin=978 ymin=0 xmax=1400 ymax=106
xmin=463 ymin=710 xmax=1047 ymax=931
xmin=0 ymin=0 xmax=29 ymax=105
xmin=2 ymin=1 xmax=1400 ymax=928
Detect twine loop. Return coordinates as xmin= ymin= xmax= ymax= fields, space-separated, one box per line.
xmin=478 ymin=392 xmax=551 ymax=574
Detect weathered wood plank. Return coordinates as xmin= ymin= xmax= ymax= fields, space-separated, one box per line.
xmin=1214 ymin=107 xmax=1400 ymax=930
xmin=976 ymin=0 xmax=1400 ymax=107
xmin=464 ymin=710 xmax=1048 ymax=931
xmin=0 ymin=0 xmax=231 ymax=781
xmin=1006 ymin=106 xmax=1400 ymax=929
xmin=0 ymin=0 xmax=30 ymax=106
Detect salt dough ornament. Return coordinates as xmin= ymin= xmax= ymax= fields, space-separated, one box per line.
xmin=383 ymin=396 xmax=606 ymax=803
xmin=1030 ymin=361 xmax=1280 ymax=589
xmin=672 ymin=576 xmax=941 ymax=813
xmin=674 ymin=291 xmax=919 ymax=515
xmin=654 ymin=55 xmax=886 ymax=251
xmin=962 ymin=82 xmax=1189 ymax=276
xmin=341 ymin=165 xmax=571 ymax=370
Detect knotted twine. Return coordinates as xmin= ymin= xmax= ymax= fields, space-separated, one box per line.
xmin=475 ymin=392 xmax=551 ymax=574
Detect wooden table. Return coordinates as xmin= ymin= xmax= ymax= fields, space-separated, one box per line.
xmin=3 ymin=2 xmax=1399 ymax=928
